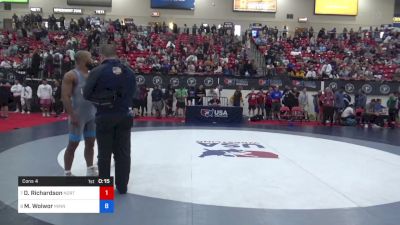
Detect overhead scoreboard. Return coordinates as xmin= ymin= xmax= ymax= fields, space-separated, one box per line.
xmin=18 ymin=177 xmax=114 ymax=214
xmin=233 ymin=0 xmax=277 ymax=13
xmin=315 ymin=0 xmax=358 ymax=16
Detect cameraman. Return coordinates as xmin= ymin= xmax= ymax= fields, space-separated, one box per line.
xmin=83 ymin=44 xmax=136 ymax=194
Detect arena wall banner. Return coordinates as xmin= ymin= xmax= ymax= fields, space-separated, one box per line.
xmin=0 ymin=68 xmax=25 ymax=81
xmin=1 ymin=69 xmax=399 ymax=96
xmin=134 ymin=74 xmax=219 ymax=89
xmin=325 ymin=80 xmax=400 ymax=95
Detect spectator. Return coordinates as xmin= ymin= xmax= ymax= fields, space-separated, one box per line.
xmin=21 ymin=81 xmax=32 ymax=114
xmin=196 ymin=85 xmax=206 ymax=106
xmin=187 ymin=86 xmax=197 ymax=106
xmin=305 ymin=67 xmax=317 ymax=79
xmin=10 ymin=79 xmax=23 ymax=113
xmin=355 ymin=90 xmax=367 ymax=109
xmin=257 ymin=88 xmax=265 ymax=116
xmin=230 ymin=87 xmax=243 ymax=107
xmin=299 ymin=88 xmax=309 ymax=120
xmin=37 ymin=79 xmax=52 ymax=117
xmin=246 ymin=88 xmax=258 ymax=117
xmin=313 ymin=91 xmax=323 ymax=121
xmin=52 ymin=80 xmax=62 ymax=117
xmin=137 ymin=85 xmax=148 ymax=116
xmin=264 ymin=87 xmax=273 ymax=120
xmin=334 ymin=88 xmax=345 ymax=124
xmin=59 ymin=14 xmax=65 ymax=30
xmin=321 ymin=88 xmax=335 ymax=125
xmin=282 ymin=88 xmax=298 ymax=110
xmin=0 ymin=80 xmax=11 ymax=119
xmin=31 ymin=49 xmax=41 ymax=78
xmin=320 ymin=61 xmax=332 ymax=78
xmin=341 ymin=104 xmax=356 ymax=126
xmin=175 ymin=86 xmax=187 ymax=117
xmin=387 ymin=93 xmax=398 ymax=126
xmin=164 ymin=86 xmax=175 ymax=117
xmin=373 ymin=99 xmax=386 ymax=127
xmin=343 ymin=91 xmax=351 ymax=108
xmin=270 ymin=86 xmax=282 ymax=120
xmin=151 ymin=85 xmax=164 ymax=119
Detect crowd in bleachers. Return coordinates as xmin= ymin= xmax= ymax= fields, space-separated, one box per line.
xmin=254 ymin=26 xmax=400 ymax=80
xmin=1 ymin=13 xmax=258 ymax=79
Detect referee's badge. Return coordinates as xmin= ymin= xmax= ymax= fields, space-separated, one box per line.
xmin=112 ymin=67 xmax=122 ymax=75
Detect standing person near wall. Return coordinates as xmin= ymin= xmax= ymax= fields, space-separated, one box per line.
xmin=231 ymin=87 xmax=243 ymax=107
xmin=30 ymin=49 xmax=41 ymax=78
xmin=138 ymin=85 xmax=149 ymax=116
xmin=175 ymin=86 xmax=188 ymax=117
xmin=257 ymin=88 xmax=265 ymax=117
xmin=0 ymin=80 xmax=11 ymax=119
xmin=10 ymin=79 xmax=23 ymax=113
xmin=52 ymin=80 xmax=63 ymax=117
xmin=334 ymin=88 xmax=345 ymax=125
xmin=37 ymin=79 xmax=53 ymax=117
xmin=313 ymin=91 xmax=322 ymax=121
xmin=270 ymin=86 xmax=282 ymax=120
xmin=187 ymin=86 xmax=197 ymax=106
xmin=164 ymin=87 xmax=175 ymax=117
xmin=264 ymin=87 xmax=273 ymax=120
xmin=355 ymin=90 xmax=367 ymax=109
xmin=21 ymin=82 xmax=32 ymax=114
xmin=246 ymin=88 xmax=257 ymax=117
xmin=321 ymin=88 xmax=335 ymax=126
xmin=196 ymin=85 xmax=206 ymax=106
xmin=151 ymin=85 xmax=164 ymax=119
xmin=387 ymin=93 xmax=398 ymax=128
xmin=299 ymin=88 xmax=309 ymax=120
xmin=83 ymin=45 xmax=136 ymax=194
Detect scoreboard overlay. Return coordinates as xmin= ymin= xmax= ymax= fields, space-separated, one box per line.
xmin=18 ymin=177 xmax=114 ymax=214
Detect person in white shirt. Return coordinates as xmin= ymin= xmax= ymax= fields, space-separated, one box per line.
xmin=21 ymin=82 xmax=32 ymax=114
xmin=341 ymin=104 xmax=356 ymax=126
xmin=320 ymin=61 xmax=332 ymax=78
xmin=306 ymin=68 xmax=317 ymax=78
xmin=298 ymin=88 xmax=309 ymax=119
xmin=214 ymin=65 xmax=223 ymax=74
xmin=10 ymin=79 xmax=23 ymax=113
xmin=37 ymin=79 xmax=53 ymax=117
xmin=0 ymin=60 xmax=12 ymax=69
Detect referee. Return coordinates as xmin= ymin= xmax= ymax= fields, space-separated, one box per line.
xmin=83 ymin=44 xmax=136 ymax=194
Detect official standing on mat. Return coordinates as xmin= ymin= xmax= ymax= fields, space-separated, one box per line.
xmin=83 ymin=44 xmax=136 ymax=194
xmin=61 ymin=50 xmax=98 ymax=177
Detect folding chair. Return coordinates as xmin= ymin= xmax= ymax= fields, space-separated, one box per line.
xmin=291 ymin=107 xmax=306 ymax=121
xmin=280 ymin=106 xmax=291 ymax=120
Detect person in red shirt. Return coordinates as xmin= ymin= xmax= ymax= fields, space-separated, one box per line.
xmin=320 ymin=87 xmax=335 ymax=125
xmin=257 ymin=88 xmax=265 ymax=117
xmin=246 ymin=88 xmax=258 ymax=117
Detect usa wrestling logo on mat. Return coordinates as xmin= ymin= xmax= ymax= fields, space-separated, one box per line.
xmin=197 ymin=141 xmax=279 ymax=159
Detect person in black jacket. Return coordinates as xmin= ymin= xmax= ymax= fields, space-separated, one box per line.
xmin=31 ymin=49 xmax=41 ymax=78
xmin=151 ymin=85 xmax=164 ymax=119
xmin=52 ymin=80 xmax=63 ymax=117
xmin=282 ymin=89 xmax=298 ymax=110
xmin=0 ymin=80 xmax=11 ymax=119
xmin=59 ymin=15 xmax=65 ymax=30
